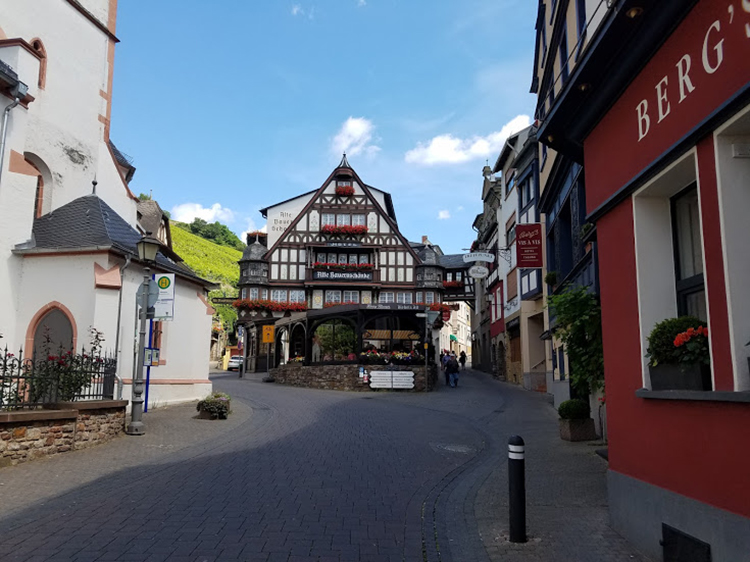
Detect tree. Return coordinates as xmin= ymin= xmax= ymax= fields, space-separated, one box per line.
xmin=186 ymin=218 xmax=245 ymax=251
xmin=138 ymin=193 xmax=151 ymax=201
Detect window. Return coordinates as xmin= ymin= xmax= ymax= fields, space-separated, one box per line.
xmin=352 ymin=214 xmax=366 ymax=226
xmin=416 ymin=291 xmax=423 ymax=303
xmin=349 ymin=254 xmax=359 ymax=264
xmin=672 ymin=186 xmax=706 ymax=320
xmin=506 ymin=171 xmax=516 ymax=197
xmin=317 ymin=253 xmax=326 ymax=263
xmin=30 ymin=38 xmax=47 ymax=89
xmin=241 ymin=288 xmax=247 ymax=299
xmin=559 ymin=28 xmax=569 ymax=84
xmin=397 ymin=293 xmax=412 ymax=304
xmin=343 ymin=291 xmax=359 ymax=303
xmin=336 ymin=214 xmax=351 ymax=226
xmin=34 ymin=176 xmax=44 ymax=219
xmin=425 ymin=292 xmax=435 ymax=304
xmin=359 ymin=254 xmax=370 ymax=264
xmin=338 ymin=254 xmax=348 ymax=264
xmin=446 ymin=272 xmax=453 ymax=282
xmin=379 ymin=292 xmax=394 ymax=303
xmin=456 ymin=272 xmax=462 ymax=282
xmin=250 ymin=287 xmax=259 ymax=300
xmin=576 ymin=0 xmax=586 ymax=41
xmin=558 ymin=346 xmax=566 ymax=379
xmin=337 ymin=180 xmax=351 ymax=187
xmin=289 ymin=290 xmax=306 ymax=303
xmin=261 ymin=289 xmax=268 ymax=299
xmin=271 ymin=289 xmax=287 ymax=302
xmin=506 ymin=222 xmax=516 ymax=246
xmin=327 ymin=253 xmax=337 ymax=263
xmin=541 ymin=144 xmax=548 ymax=169
xmin=322 ymin=213 xmax=335 ymax=226
xmin=325 ymin=290 xmax=342 ymax=303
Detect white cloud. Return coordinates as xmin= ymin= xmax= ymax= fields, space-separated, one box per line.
xmin=438 ymin=210 xmax=451 ymax=220
xmin=457 ymin=205 xmax=464 ymax=211
xmin=171 ymin=202 xmax=234 ymax=224
xmin=404 ymin=114 xmax=531 ymax=166
xmin=291 ymin=4 xmax=314 ymax=19
xmin=240 ymin=218 xmax=268 ymax=243
xmin=331 ymin=117 xmax=381 ymax=158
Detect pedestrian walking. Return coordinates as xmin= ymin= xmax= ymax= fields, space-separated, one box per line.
xmin=459 ymin=350 xmax=466 ymax=370
xmin=446 ymin=353 xmax=460 ymax=388
xmin=442 ymin=351 xmax=451 ymax=385
xmin=440 ymin=350 xmax=445 ymax=368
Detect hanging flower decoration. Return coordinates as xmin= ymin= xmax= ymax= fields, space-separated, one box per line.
xmin=232 ymin=299 xmax=307 ymax=313
xmin=321 ymin=225 xmax=368 ymax=236
xmin=442 ymin=281 xmax=463 ymax=288
xmin=335 ymin=185 xmax=355 ymax=197
xmin=313 ymin=262 xmax=374 ymax=271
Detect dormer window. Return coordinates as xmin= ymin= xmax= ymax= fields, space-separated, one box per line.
xmin=337 ymin=181 xmax=352 ymax=187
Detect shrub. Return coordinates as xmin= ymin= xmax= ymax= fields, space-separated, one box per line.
xmin=196 ymin=392 xmax=231 ymax=419
xmin=558 ymin=399 xmax=590 ymax=420
xmin=544 ymin=271 xmax=558 ymax=286
xmin=646 ymin=316 xmax=706 ymax=366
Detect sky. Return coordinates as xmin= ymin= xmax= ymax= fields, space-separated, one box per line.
xmin=111 ymin=0 xmax=537 ymax=254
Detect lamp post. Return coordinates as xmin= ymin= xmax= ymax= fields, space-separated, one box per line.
xmin=126 ymin=233 xmax=161 ymax=436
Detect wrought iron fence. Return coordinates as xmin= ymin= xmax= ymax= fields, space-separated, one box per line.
xmin=0 ymin=346 xmax=116 ymax=411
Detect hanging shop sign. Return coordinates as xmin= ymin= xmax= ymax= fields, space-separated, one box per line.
xmin=468 ymin=265 xmax=490 ymax=279
xmin=463 ymin=251 xmax=495 ymax=263
xmin=312 ymin=270 xmax=373 ymax=281
xmin=515 ymin=223 xmax=544 ymax=269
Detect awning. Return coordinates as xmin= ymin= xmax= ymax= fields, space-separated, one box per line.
xmin=363 ymin=330 xmax=421 ymax=340
xmin=450 ymin=334 xmax=458 ymax=342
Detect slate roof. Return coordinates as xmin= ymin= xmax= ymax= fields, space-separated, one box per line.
xmin=439 ymin=254 xmax=469 ymax=269
xmin=137 ymin=199 xmax=169 ymax=243
xmin=22 ymin=194 xmax=212 ymax=287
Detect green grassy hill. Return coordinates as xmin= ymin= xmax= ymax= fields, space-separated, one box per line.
xmin=171 ymin=223 xmax=242 ymax=287
xmin=171 ymin=224 xmax=242 ymax=329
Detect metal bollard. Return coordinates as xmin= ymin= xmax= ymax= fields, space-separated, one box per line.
xmin=508 ymin=435 xmax=527 ymax=543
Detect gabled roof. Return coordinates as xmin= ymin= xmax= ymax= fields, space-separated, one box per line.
xmin=136 ymin=199 xmax=171 ymax=247
xmin=264 ymin=159 xmax=416 ymax=261
xmin=17 ymin=195 xmax=213 ymax=287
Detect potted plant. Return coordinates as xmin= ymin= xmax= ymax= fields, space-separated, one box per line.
xmin=646 ymin=316 xmax=710 ymax=391
xmin=544 ymin=270 xmax=558 ymax=287
xmin=196 ymin=392 xmax=231 ymax=419
xmin=558 ymin=399 xmax=597 ymax=441
xmin=335 ymin=185 xmax=355 ymax=197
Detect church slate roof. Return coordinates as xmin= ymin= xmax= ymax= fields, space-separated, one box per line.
xmin=438 ymin=254 xmax=469 ymax=269
xmin=22 ymin=194 xmax=212 ymax=286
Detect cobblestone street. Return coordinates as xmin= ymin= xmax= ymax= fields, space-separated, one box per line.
xmin=0 ymin=370 xmax=650 ymax=561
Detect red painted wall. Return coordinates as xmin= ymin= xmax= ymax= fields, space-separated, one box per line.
xmin=585 ymin=0 xmax=750 ymax=214
xmin=598 ymin=186 xmax=750 ymax=520
xmin=490 ymin=283 xmax=505 ymax=338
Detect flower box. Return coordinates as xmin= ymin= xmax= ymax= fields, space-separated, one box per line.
xmin=321 ymin=225 xmax=368 ymax=236
xmin=649 ymin=363 xmax=711 ymax=391
xmin=233 ymin=299 xmax=307 ymax=313
xmin=313 ymin=262 xmax=374 ymax=271
xmin=335 ymin=186 xmax=355 ymax=197
xmin=442 ymin=281 xmax=462 ymax=288
xmin=196 ymin=393 xmax=231 ymax=420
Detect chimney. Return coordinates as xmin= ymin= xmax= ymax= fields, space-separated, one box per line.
xmin=422 ymin=235 xmax=428 ymax=244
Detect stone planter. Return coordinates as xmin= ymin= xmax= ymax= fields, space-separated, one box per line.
xmin=649 ymin=363 xmax=711 ymax=391
xmin=559 ymin=418 xmax=597 ymax=441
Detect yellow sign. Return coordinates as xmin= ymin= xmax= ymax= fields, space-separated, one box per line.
xmin=262 ymin=325 xmax=275 ymax=343
xmin=423 ymin=343 xmax=429 ymax=350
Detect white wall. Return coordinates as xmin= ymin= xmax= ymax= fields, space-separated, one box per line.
xmin=265 ymin=193 xmax=315 ymax=248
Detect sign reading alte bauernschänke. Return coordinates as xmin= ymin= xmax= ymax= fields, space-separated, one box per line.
xmin=515 ymin=223 xmax=544 ymax=269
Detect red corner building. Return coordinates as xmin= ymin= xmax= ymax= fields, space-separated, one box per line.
xmin=537 ymin=1 xmax=750 ymax=559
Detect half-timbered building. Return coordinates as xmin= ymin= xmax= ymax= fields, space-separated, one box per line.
xmin=235 ymin=156 xmax=472 ymax=372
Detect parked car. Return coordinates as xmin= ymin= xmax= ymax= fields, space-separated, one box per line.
xmin=227 ymin=355 xmax=242 ymax=371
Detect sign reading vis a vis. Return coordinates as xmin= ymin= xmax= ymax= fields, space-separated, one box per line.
xmin=469 ymin=265 xmax=489 ymax=279
xmin=312 ymin=270 xmax=373 ymax=281
xmin=463 ymin=252 xmax=495 ymax=263
xmin=515 ymin=223 xmax=544 ymax=269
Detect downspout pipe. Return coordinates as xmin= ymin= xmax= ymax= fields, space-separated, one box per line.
xmin=113 ymin=254 xmax=132 ymax=399
xmin=0 ymin=97 xmax=21 ymax=188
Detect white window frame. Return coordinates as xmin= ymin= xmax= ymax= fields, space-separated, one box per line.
xmin=322 ymin=213 xmax=336 ymax=226
xmin=336 ymin=214 xmax=351 ymax=226
xmin=343 ymin=291 xmax=359 ymax=303
xmin=352 ymin=214 xmax=366 ymax=226
xmin=416 ymin=291 xmax=423 ymax=303
xmin=289 ymin=290 xmax=306 ymax=303
xmin=425 ymin=292 xmax=435 ymax=304
xmin=379 ymin=292 xmax=394 ymax=304
xmin=241 ymin=288 xmax=247 ymax=299
xmin=249 ymin=287 xmax=259 ymax=300
xmin=325 ymin=290 xmax=342 ymax=303
xmin=397 ymin=293 xmax=413 ymax=304
xmin=271 ymin=289 xmax=287 ymax=302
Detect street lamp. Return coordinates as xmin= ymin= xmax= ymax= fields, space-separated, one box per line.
xmin=126 ymin=232 xmax=161 ymax=436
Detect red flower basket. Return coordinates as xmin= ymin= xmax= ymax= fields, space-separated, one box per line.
xmin=335 ymin=185 xmax=355 ymax=197
xmin=321 ymin=225 xmax=368 ymax=236
xmin=442 ymin=281 xmax=463 ymax=288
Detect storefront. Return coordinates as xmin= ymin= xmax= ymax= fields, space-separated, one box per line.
xmin=579 ymin=2 xmax=750 ymax=559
